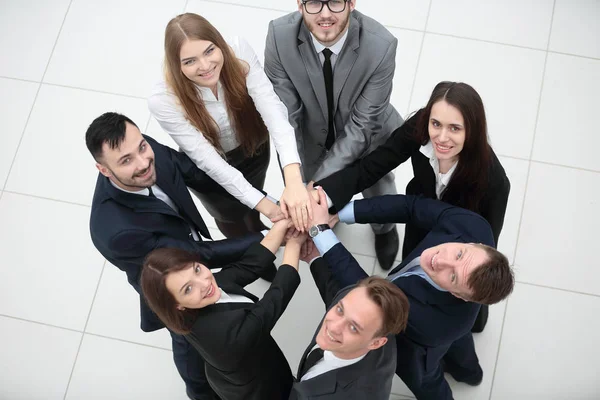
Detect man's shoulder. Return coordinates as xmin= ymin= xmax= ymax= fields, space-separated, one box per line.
xmin=353 ymin=10 xmax=396 ymax=46
xmin=270 ymin=11 xmax=302 ymax=31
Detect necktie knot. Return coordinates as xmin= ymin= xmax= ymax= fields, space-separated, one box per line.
xmin=147 ymin=186 xmax=156 ymax=198
xmin=322 ymin=48 xmax=333 ymax=60
xmin=300 ymin=347 xmax=324 ymax=377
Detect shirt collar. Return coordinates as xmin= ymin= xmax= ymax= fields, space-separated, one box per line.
xmin=420 ymin=141 xmax=458 ymax=185
xmin=195 ymin=81 xmax=222 ymax=102
xmin=323 ymin=349 xmax=366 ymax=364
xmin=110 ymin=179 xmax=150 ymax=196
xmin=311 ymin=27 xmax=349 ymax=56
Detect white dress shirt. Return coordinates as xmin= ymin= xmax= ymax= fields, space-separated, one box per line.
xmin=215 ymin=288 xmax=254 ymax=305
xmin=301 ymin=345 xmax=366 ymax=381
xmin=310 ymin=28 xmax=349 ymax=69
xmin=419 ymin=141 xmax=458 ymax=199
xmin=148 ymin=36 xmax=301 ymax=209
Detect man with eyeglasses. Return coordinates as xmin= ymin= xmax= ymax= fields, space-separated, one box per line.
xmin=265 ymin=0 xmax=403 ymax=272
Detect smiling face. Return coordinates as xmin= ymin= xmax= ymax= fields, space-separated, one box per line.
xmin=179 ymin=39 xmax=224 ymax=90
xmin=316 ymin=286 xmax=388 ymax=359
xmin=428 ymin=100 xmax=466 ymax=166
xmin=165 ymin=262 xmax=221 ymax=310
xmin=420 ymin=243 xmax=489 ymax=300
xmin=298 ymin=0 xmax=354 ymax=47
xmin=95 ymin=122 xmax=156 ymax=191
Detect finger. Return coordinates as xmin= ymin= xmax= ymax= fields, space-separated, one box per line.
xmin=300 ymin=205 xmax=308 ymax=230
xmin=279 ymin=199 xmax=289 ymax=219
xmin=291 ymin=207 xmax=301 ymax=232
xmin=318 ymin=187 xmax=328 ymax=209
xmin=307 ymin=181 xmax=314 ymax=191
xmin=306 ymin=197 xmax=314 ymax=225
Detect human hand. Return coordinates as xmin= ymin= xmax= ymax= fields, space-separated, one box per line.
xmin=299 ymin=239 xmax=320 ymax=263
xmin=309 ymin=186 xmax=332 ymax=226
xmin=307 ymin=181 xmax=320 ymax=204
xmin=256 ymin=198 xmax=285 ymax=222
xmin=286 ymin=229 xmax=308 ymax=247
xmin=280 ymin=180 xmax=312 ymax=232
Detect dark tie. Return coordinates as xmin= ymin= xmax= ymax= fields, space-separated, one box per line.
xmin=147 ymin=186 xmax=156 ymax=198
xmin=300 ymin=347 xmax=324 ymax=378
xmin=322 ymin=48 xmax=335 ymax=150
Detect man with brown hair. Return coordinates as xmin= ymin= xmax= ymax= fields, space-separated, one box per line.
xmin=289 ymin=255 xmax=409 ymax=398
xmin=307 ymin=187 xmax=514 ymax=400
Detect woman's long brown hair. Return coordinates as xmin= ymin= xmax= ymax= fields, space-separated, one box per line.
xmin=141 ymin=247 xmax=205 ymax=335
xmin=414 ymin=81 xmax=492 ymax=212
xmin=164 ymin=13 xmax=268 ymax=156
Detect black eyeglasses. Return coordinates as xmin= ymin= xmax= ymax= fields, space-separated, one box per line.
xmin=302 ymin=0 xmax=349 ymax=14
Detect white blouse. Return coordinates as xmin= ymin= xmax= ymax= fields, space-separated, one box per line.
xmin=419 ymin=141 xmax=458 ymax=199
xmin=148 ymin=36 xmax=301 ymax=209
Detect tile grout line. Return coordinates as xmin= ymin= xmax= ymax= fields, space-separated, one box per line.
xmin=516 ymin=280 xmax=600 ymax=299
xmin=63 ymin=260 xmax=106 ymax=400
xmin=404 ymin=0 xmax=433 ymax=115
xmin=489 ymin=2 xmax=557 ymax=398
xmin=83 ymin=332 xmax=173 ymax=353
xmin=0 ymin=313 xmax=83 ymax=334
xmin=0 ymin=75 xmax=41 ymax=85
xmin=0 ymin=0 xmax=74 ymax=195
xmin=2 ymin=190 xmax=91 ymax=208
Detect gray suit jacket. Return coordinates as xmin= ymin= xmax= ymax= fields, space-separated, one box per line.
xmin=289 ymin=284 xmax=397 ymax=400
xmin=265 ymin=10 xmax=403 ymax=181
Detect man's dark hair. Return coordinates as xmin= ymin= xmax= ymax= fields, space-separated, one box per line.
xmin=356 ymin=276 xmax=410 ymax=337
xmin=467 ymin=244 xmax=514 ymax=305
xmin=85 ymin=112 xmax=138 ymax=161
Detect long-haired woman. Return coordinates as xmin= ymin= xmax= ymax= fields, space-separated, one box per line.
xmin=316 ymin=81 xmax=510 ymax=332
xmin=141 ymin=218 xmax=304 ymax=399
xmin=149 ymin=13 xmax=311 ymax=239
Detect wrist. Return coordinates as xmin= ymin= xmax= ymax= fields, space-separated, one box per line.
xmin=283 ymin=163 xmax=302 ymax=184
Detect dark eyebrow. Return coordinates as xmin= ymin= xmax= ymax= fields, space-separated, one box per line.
xmin=338 ymin=300 xmax=364 ymax=331
xmin=204 ymin=44 xmax=215 ymax=55
xmin=117 ymin=139 xmax=145 ymax=163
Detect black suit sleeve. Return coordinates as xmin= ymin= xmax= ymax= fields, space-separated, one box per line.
xmin=352 ymin=194 xmax=495 ymax=245
xmin=316 ymin=111 xmax=422 ymax=210
xmin=214 ymin=242 xmax=276 ymax=287
xmin=210 ymin=265 xmax=300 ymax=357
xmin=110 ymin=228 xmax=262 ymax=267
xmin=309 ymin=257 xmax=341 ymax=309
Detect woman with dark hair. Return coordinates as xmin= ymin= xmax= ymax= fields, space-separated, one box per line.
xmin=316 ymin=81 xmax=510 ymax=332
xmin=141 ymin=218 xmax=304 ymax=400
xmin=149 ymin=13 xmax=311 ymax=239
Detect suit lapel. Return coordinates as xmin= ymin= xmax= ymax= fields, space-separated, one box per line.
xmin=298 ymin=24 xmax=328 ymax=122
xmin=100 ymin=174 xmax=181 ymax=219
xmin=153 ymin=157 xmax=210 ymax=239
xmin=332 ymin=19 xmax=359 ymax=113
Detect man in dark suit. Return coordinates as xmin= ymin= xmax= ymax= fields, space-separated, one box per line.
xmin=264 ymin=0 xmax=403 ymax=270
xmin=86 ymin=112 xmax=271 ymax=400
xmin=307 ymin=187 xmax=514 ymax=399
xmin=288 ymin=254 xmax=409 ymax=399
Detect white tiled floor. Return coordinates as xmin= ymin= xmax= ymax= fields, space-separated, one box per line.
xmin=0 ymin=1 xmax=598 ymax=399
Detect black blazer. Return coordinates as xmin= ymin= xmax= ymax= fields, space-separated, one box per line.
xmin=185 ymin=242 xmax=300 ymax=400
xmin=287 ymin=258 xmax=397 ymax=399
xmin=324 ymin=195 xmax=492 ymax=356
xmin=317 ymin=109 xmax=510 ymax=246
xmin=89 ymin=135 xmax=262 ymax=332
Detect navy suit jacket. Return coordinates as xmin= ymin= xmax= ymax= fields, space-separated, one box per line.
xmin=89 ymin=135 xmax=262 ymax=332
xmin=324 ymin=195 xmax=493 ymax=350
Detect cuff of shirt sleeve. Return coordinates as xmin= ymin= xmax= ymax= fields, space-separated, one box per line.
xmin=313 ymin=230 xmax=340 ymax=255
xmin=266 ymin=194 xmax=279 ymax=205
xmin=338 ymin=201 xmax=355 ymax=224
xmin=313 ymin=186 xmax=333 ymax=208
xmin=261 ymin=230 xmax=269 ymax=237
